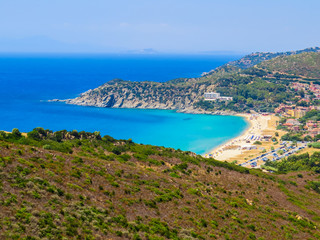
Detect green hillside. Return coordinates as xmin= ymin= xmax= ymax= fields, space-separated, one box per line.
xmin=1 ymin=128 xmax=320 ymax=239
xmin=258 ymin=52 xmax=320 ymax=79
xmin=58 ymin=47 xmax=320 ymax=114
xmin=226 ymin=47 xmax=320 ymax=69
xmin=62 ymin=64 xmax=295 ymax=113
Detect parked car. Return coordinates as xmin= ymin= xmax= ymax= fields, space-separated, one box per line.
xmin=251 ymin=162 xmax=257 ymax=167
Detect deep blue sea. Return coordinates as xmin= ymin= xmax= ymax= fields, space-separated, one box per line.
xmin=0 ymin=54 xmax=248 ymax=154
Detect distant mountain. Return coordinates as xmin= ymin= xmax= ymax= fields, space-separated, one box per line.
xmin=226 ymin=47 xmax=320 ymax=69
xmin=125 ymin=48 xmax=159 ymax=54
xmin=0 ymin=37 xmax=162 ymax=54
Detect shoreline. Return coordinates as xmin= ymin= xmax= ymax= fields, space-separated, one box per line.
xmin=49 ymin=100 xmax=276 ymax=160
xmin=49 ymin=99 xmax=237 ymax=116
xmin=204 ymin=113 xmax=273 ymax=161
xmin=3 ymin=102 xmax=275 ymax=161
xmin=204 ymin=113 xmax=252 ymax=155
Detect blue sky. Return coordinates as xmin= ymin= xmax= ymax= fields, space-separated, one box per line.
xmin=0 ymin=0 xmax=319 ymax=53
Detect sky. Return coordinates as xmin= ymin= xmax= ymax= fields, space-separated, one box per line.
xmin=0 ymin=0 xmax=319 ymax=54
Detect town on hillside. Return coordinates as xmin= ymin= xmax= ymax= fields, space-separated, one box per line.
xmin=205 ymin=81 xmax=320 ymax=171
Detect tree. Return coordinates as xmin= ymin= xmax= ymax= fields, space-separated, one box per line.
xmin=292 ymin=141 xmax=298 ymax=147
xmin=297 ymin=101 xmax=308 ymax=107
xmin=71 ymin=130 xmax=80 ymax=139
xmin=246 ymin=98 xmax=254 ymax=108
xmin=27 ymin=130 xmax=41 ymax=140
xmin=34 ymin=127 xmax=47 ymax=137
xmin=277 ymin=150 xmax=284 ymax=155
xmin=314 ymin=134 xmax=320 ymax=141
xmin=12 ymin=128 xmax=22 ymax=138
xmin=304 ymin=135 xmax=313 ymax=142
xmin=54 ymin=131 xmax=63 ymax=142
xmin=298 ymin=90 xmax=305 ymax=98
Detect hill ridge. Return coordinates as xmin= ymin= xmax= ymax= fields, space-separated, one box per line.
xmin=1 ymin=128 xmax=320 ymax=239
xmin=225 ymin=46 xmax=320 ymax=69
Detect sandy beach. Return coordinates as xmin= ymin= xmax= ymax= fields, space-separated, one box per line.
xmin=204 ymin=113 xmax=278 ymax=163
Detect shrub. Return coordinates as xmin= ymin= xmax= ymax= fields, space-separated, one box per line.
xmin=306 ymin=181 xmax=320 ymax=194
xmin=117 ymin=154 xmax=131 ymax=162
xmin=12 ymin=128 xmax=22 ymax=138
xmin=27 ymin=130 xmax=41 ymax=141
xmin=289 ymin=181 xmax=297 ymax=186
xmin=277 ymin=150 xmax=284 ymax=155
xmin=144 ymin=200 xmax=157 ymax=208
xmin=187 ymin=188 xmax=202 ymax=196
xmin=43 ymin=144 xmax=52 ymax=150
xmin=169 ymin=172 xmax=181 ymax=178
xmin=312 ymin=142 xmax=320 ymax=149
xmin=247 ymin=224 xmax=256 ymax=231
xmin=65 ymin=193 xmax=73 ymax=200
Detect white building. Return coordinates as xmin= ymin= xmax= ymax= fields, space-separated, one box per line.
xmin=219 ymin=96 xmax=233 ymax=101
xmin=204 ymin=92 xmax=220 ymax=100
xmin=204 ymin=92 xmax=233 ymax=101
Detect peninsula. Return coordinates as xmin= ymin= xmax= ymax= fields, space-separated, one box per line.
xmin=51 ymin=47 xmax=320 ymax=164
xmin=53 ymin=47 xmax=320 ymax=114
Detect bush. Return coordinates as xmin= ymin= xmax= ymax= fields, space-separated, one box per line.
xmin=43 ymin=144 xmax=52 ymax=150
xmin=306 ymin=181 xmax=320 ymax=194
xmin=277 ymin=150 xmax=284 ymax=155
xmin=264 ymin=152 xmax=320 ymax=173
xmin=247 ymin=224 xmax=256 ymax=231
xmin=312 ymin=142 xmax=320 ymax=149
xmin=12 ymin=128 xmax=22 ymax=138
xmin=27 ymin=130 xmax=41 ymax=141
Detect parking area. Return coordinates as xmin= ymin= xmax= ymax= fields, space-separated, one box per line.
xmin=239 ymin=141 xmax=308 ymax=168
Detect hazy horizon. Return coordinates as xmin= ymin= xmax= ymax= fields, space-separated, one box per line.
xmin=1 ymin=0 xmax=319 ymax=54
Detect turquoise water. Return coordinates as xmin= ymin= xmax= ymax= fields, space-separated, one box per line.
xmin=0 ymin=54 xmax=248 ymax=154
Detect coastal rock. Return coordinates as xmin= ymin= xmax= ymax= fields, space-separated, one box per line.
xmin=58 ymin=79 xmax=238 ymax=115
xmin=62 ymin=79 xmax=212 ymax=113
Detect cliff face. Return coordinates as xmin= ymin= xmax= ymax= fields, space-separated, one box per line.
xmin=63 ymin=79 xmax=213 ymax=111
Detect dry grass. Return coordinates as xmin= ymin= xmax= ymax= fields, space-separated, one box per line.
xmin=0 ymin=134 xmax=320 ymax=239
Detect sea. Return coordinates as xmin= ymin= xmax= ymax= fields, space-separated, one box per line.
xmin=0 ymin=54 xmax=248 ymax=155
